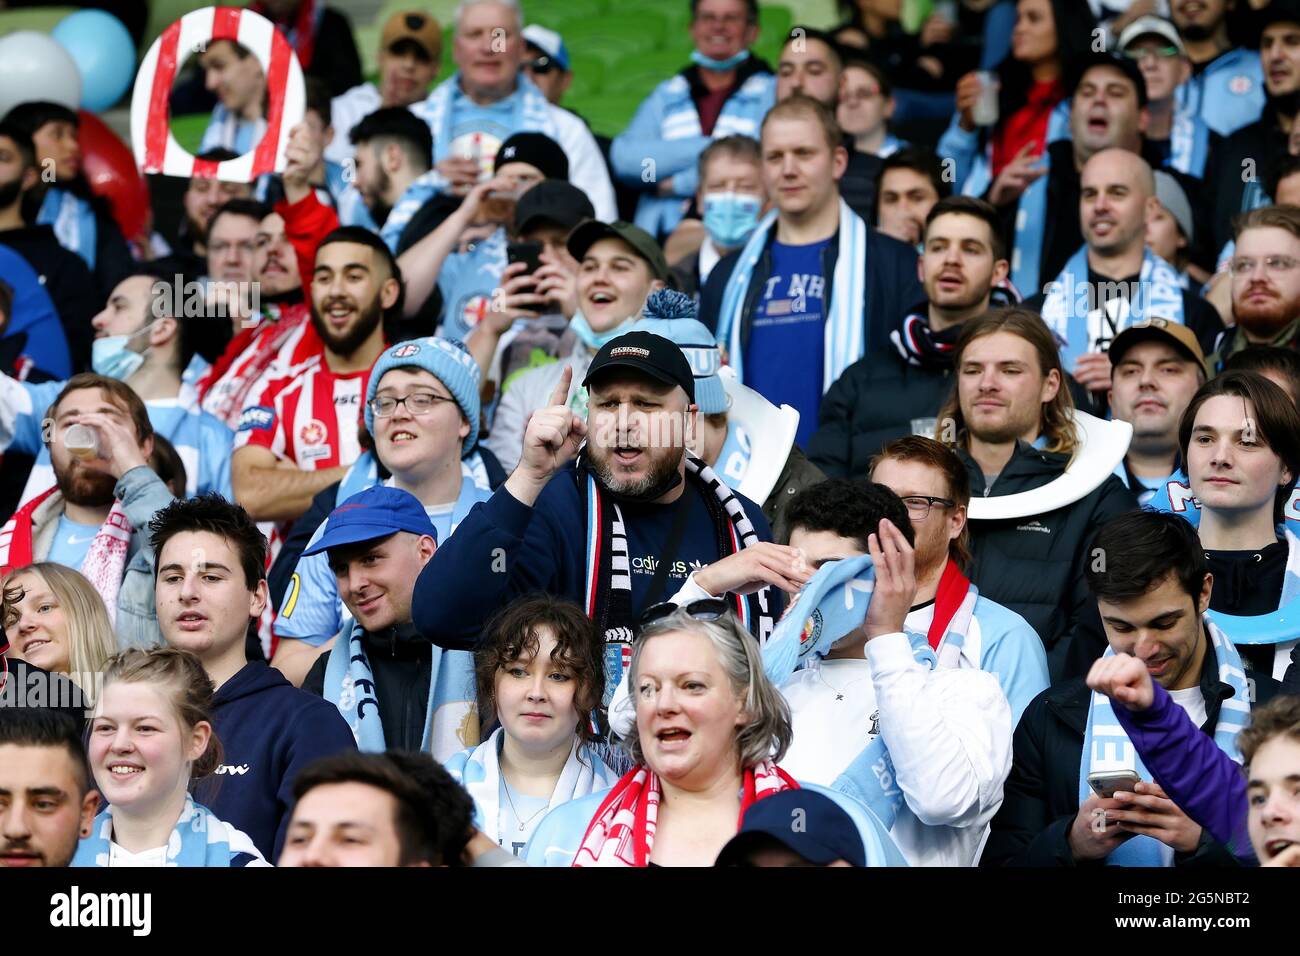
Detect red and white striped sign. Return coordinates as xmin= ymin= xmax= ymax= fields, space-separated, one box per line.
xmin=130 ymin=6 xmax=305 ymax=181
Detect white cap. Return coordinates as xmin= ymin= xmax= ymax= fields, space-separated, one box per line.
xmin=1117 ymin=15 xmax=1186 ymax=56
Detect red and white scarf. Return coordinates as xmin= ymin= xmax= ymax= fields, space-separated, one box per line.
xmin=0 ymin=486 xmax=133 ymax=623
xmin=572 ymin=760 xmax=798 ymax=867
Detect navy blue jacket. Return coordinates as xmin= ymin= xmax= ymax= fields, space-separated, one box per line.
xmin=697 ymin=225 xmax=923 ymax=356
xmin=195 ymin=662 xmax=356 ymax=862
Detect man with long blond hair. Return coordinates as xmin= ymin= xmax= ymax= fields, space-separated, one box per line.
xmin=934 ymin=308 xmax=1137 ymax=680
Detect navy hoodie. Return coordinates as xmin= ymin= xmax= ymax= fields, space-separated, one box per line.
xmin=195 ymin=662 xmax=356 ymax=861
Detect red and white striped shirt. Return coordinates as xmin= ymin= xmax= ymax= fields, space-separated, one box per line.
xmin=199 ymin=304 xmax=320 ymax=429
xmin=235 ymin=360 xmax=369 ymax=470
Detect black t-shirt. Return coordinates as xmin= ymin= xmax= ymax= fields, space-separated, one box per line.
xmin=619 ymin=482 xmax=729 ymax=610
xmin=1206 ymin=539 xmax=1288 ymax=675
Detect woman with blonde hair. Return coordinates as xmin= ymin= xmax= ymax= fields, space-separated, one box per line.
xmin=2 ymin=563 xmax=117 ymax=693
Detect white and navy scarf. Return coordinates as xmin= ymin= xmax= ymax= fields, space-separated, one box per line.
xmin=577 ymin=452 xmax=773 ymax=702
xmin=72 ymin=795 xmax=267 ymax=867
xmin=415 ymin=72 xmax=555 ymax=165
xmin=322 ymin=618 xmax=478 ymax=759
xmin=1040 ymin=246 xmax=1186 ymax=368
xmin=715 ymin=198 xmax=868 ymax=392
xmin=444 ymin=727 xmax=616 ymax=846
xmin=37 ymin=188 xmax=98 ymax=271
xmin=1081 ymin=618 xmax=1251 ymax=866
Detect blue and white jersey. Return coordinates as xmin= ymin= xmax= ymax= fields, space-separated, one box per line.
xmin=436 ymin=227 xmax=508 ymax=343
xmin=4 ymin=379 xmax=234 ymax=505
xmin=1174 ymin=47 xmax=1264 ymax=139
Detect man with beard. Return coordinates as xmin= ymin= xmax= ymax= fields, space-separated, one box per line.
xmin=412 ymin=330 xmax=778 ymax=698
xmin=0 ymin=374 xmax=175 ymax=645
xmin=810 ymin=196 xmax=1008 ymax=476
xmin=0 ymin=122 xmax=99 ymax=372
xmin=1204 ymin=3 xmax=1300 ymax=254
xmin=1169 ymin=0 xmax=1265 ymax=138
xmin=0 ymin=709 xmax=99 ymax=868
xmin=231 ymin=225 xmax=399 ymax=523
xmin=1210 ymin=204 xmax=1300 ymax=367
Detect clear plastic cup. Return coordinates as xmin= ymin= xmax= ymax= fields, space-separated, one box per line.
xmin=973 ymin=70 xmax=1000 ymax=127
xmin=63 ymin=422 xmax=99 ymax=460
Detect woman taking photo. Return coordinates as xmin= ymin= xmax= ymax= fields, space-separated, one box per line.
xmin=445 ymin=595 xmax=616 ymax=857
xmin=2 ymin=563 xmax=116 ymax=697
xmin=524 ymin=604 xmax=903 ymax=867
xmin=72 ymin=647 xmax=269 ymax=867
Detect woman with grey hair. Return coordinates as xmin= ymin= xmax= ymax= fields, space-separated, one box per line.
xmin=522 ymin=602 xmax=906 ymax=866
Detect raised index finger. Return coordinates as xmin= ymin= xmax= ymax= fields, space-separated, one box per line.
xmin=547 ymin=365 xmax=574 ymax=409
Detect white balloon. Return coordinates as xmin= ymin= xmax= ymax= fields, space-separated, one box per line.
xmin=0 ymin=31 xmax=82 ymax=119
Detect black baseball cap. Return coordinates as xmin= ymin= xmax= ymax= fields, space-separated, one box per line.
xmin=1069 ymin=52 xmax=1148 ymax=109
xmin=1251 ymin=0 xmax=1300 ymax=48
xmin=513 ymin=180 xmax=595 ymax=235
xmin=582 ymin=330 xmax=696 ymax=403
xmin=566 ymin=219 xmax=671 ymax=281
xmin=715 ymin=790 xmax=867 ymax=867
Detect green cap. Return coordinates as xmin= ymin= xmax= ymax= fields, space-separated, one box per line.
xmin=566 ymin=219 xmax=670 ymax=282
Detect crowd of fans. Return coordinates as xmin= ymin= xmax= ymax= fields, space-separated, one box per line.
xmin=2 ymin=0 xmax=1300 ymax=870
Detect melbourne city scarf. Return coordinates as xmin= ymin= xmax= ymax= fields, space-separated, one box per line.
xmin=1039 ymin=246 xmax=1186 ymax=367
xmin=37 ymin=188 xmax=97 ymax=271
xmin=322 ymin=618 xmax=478 ymax=758
xmin=415 ymin=73 xmax=555 ymax=165
xmin=1167 ymin=109 xmax=1211 ymax=178
xmin=72 ymin=795 xmax=266 ymax=867
xmin=379 ymin=169 xmax=444 ymax=252
xmin=0 ymin=486 xmax=132 ymax=623
xmin=445 ymin=727 xmax=617 ymax=844
xmin=715 ymin=198 xmax=868 ymax=392
xmin=571 ymin=759 xmax=798 ymax=867
xmin=1205 ymin=527 xmax=1300 ymax=677
xmin=1079 ymin=618 xmax=1250 ymax=866
xmin=577 ymin=452 xmax=774 ymax=701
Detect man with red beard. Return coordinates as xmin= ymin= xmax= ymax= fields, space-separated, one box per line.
xmin=1211 ymin=204 xmax=1300 ymax=369
xmin=0 ymin=374 xmax=174 ymax=647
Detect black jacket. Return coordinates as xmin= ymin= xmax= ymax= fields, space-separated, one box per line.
xmin=982 ymin=641 xmax=1283 ymax=867
xmin=0 ymin=226 xmax=100 ymax=373
xmin=807 ymin=339 xmax=955 ymax=477
xmin=1204 ymin=108 xmax=1289 ymax=256
xmin=699 ymin=226 xmax=924 ymax=357
xmin=959 ymin=442 xmax=1137 ymax=677
xmin=303 ymin=621 xmax=432 ymax=753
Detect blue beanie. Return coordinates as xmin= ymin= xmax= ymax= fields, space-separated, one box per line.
xmin=365 ymin=337 xmax=482 ymax=455
xmin=635 ymin=290 xmax=727 ymax=414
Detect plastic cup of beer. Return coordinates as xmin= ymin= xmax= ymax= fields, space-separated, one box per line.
xmin=63 ymin=423 xmax=99 ymax=460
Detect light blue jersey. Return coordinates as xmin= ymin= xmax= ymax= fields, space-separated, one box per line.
xmin=436 ymin=228 xmax=508 ymax=342
xmin=44 ymin=514 xmax=100 ymax=570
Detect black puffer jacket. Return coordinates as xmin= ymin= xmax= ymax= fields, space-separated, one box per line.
xmin=981 ymin=641 xmax=1282 ymax=867
xmin=959 ymin=442 xmax=1137 ymax=676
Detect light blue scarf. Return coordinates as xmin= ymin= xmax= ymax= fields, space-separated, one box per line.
xmin=37 ymin=188 xmax=98 ymax=271
xmin=1079 ymin=618 xmax=1251 ymax=866
xmin=322 ymin=617 xmax=477 ymax=758
xmin=715 ymin=198 xmax=868 ymax=391
xmin=1040 ymin=246 xmax=1186 ymax=368
xmin=71 ymin=795 xmax=266 ymax=867
xmin=444 ymin=727 xmax=616 ymax=844
xmin=415 ymin=72 xmax=555 ymax=165
xmin=379 ymin=169 xmax=444 ymax=253
xmin=1167 ymin=109 xmax=1211 ymax=178
xmin=714 ymin=422 xmax=753 ymax=488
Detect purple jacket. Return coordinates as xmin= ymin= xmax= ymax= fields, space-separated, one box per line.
xmin=1113 ymin=682 xmax=1255 ymax=863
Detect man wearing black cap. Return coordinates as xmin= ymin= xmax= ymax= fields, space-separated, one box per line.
xmin=485 ymin=219 xmax=669 ymax=473
xmin=394 ymin=131 xmax=577 ymax=333
xmin=413 ymin=330 xmax=777 ymax=700
xmin=715 ymin=790 xmax=866 ymax=866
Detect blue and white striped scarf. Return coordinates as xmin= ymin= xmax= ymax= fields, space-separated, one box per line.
xmin=1167 ymin=109 xmax=1211 ymax=178
xmin=414 ymin=72 xmax=555 ymax=165
xmin=37 ymin=188 xmax=98 ymax=271
xmin=379 ymin=169 xmax=444 ymax=253
xmin=444 ymin=727 xmax=616 ymax=845
xmin=1080 ymin=618 xmax=1251 ymax=866
xmin=1040 ymin=245 xmax=1186 ymax=368
xmin=658 ymin=71 xmax=771 ymax=142
xmin=323 ymin=617 xmax=478 ymax=758
xmin=72 ymin=795 xmax=267 ymax=867
xmin=715 ymin=198 xmax=868 ymax=392
xmin=1206 ymin=527 xmax=1300 ymax=678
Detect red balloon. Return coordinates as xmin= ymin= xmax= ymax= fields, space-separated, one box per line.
xmin=77 ymin=110 xmax=150 ymax=242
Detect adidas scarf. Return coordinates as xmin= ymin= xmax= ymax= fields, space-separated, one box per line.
xmin=37 ymin=188 xmax=98 ymax=272
xmin=415 ymin=73 xmax=555 ymax=166
xmin=1080 ymin=617 xmax=1251 ymax=866
xmin=715 ymin=198 xmax=868 ymax=392
xmin=323 ymin=617 xmax=477 ymax=758
xmin=1040 ymin=245 xmax=1186 ymax=368
xmin=571 ymin=759 xmax=797 ymax=867
xmin=72 ymin=794 xmax=267 ymax=867
xmin=445 ymin=726 xmax=617 ymax=845
xmin=889 ymin=312 xmax=962 ymax=370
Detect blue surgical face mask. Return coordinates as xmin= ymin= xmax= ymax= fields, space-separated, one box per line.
xmin=569 ymin=312 xmax=634 ymax=351
xmin=702 ymin=191 xmax=762 ymax=249
xmin=691 ymin=48 xmax=751 ymax=72
xmin=91 ymin=325 xmax=151 ymax=381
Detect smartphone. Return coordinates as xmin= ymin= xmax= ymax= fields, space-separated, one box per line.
xmin=506 ymin=240 xmax=545 ymax=314
xmin=1087 ymin=769 xmax=1142 ymax=799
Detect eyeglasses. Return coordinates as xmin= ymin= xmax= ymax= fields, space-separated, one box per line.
xmin=899 ymin=495 xmax=956 ymax=519
xmin=368 ymin=393 xmax=457 ymax=417
xmin=527 ymin=55 xmax=559 ymax=74
xmin=209 ymin=240 xmax=256 ymax=256
xmin=637 ymin=597 xmax=732 ymax=631
xmin=1121 ymin=45 xmax=1181 ymax=61
xmin=1228 ymin=255 xmax=1300 ymax=278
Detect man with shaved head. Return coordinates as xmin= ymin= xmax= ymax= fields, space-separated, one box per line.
xmin=1026 ymin=147 xmax=1221 ymax=404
